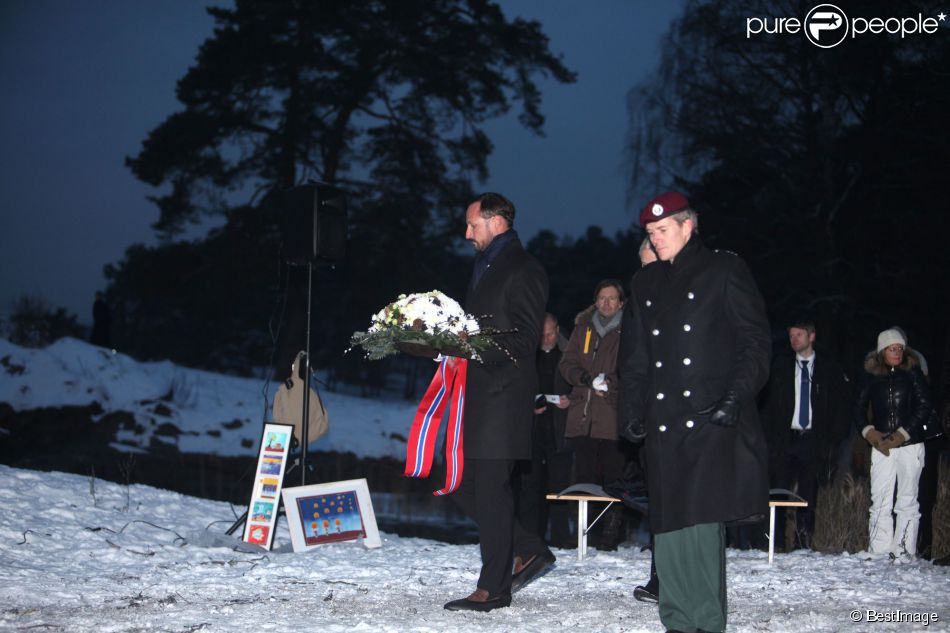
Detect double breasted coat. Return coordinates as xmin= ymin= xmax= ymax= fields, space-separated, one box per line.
xmin=464 ymin=236 xmax=548 ymax=460
xmin=617 ymin=235 xmax=771 ymax=533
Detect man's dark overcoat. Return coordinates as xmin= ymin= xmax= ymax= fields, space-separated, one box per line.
xmin=617 ymin=235 xmax=771 ymax=533
xmin=464 ymin=237 xmax=548 ymax=460
xmin=761 ymin=353 xmax=851 ymax=484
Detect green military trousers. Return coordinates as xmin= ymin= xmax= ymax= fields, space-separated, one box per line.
xmin=654 ymin=522 xmax=726 ymax=633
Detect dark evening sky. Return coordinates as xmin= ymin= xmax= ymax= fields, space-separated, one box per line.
xmin=0 ymin=1 xmax=682 ymax=322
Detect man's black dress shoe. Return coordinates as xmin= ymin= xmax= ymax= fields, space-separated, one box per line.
xmin=633 ymin=583 xmax=658 ymax=603
xmin=443 ymin=590 xmax=511 ymax=612
xmin=510 ymin=550 xmax=556 ymax=593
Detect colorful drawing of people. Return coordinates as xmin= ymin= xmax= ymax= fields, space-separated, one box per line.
xmin=299 ymin=492 xmax=365 ymax=544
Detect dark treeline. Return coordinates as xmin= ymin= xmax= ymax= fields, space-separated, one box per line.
xmin=625 ymin=0 xmax=950 ymax=384
xmin=90 ymin=0 xmax=947 ymax=396
xmin=105 ymin=0 xmax=575 ymax=381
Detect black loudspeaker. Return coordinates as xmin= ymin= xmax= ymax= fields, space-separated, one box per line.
xmin=280 ymin=183 xmax=347 ymax=265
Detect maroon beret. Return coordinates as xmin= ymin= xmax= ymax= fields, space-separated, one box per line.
xmin=639 ymin=191 xmax=690 ymax=227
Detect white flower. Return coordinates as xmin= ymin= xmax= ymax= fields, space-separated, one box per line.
xmin=368 ymin=291 xmax=479 ymax=335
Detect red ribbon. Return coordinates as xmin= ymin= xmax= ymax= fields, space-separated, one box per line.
xmin=404 ymin=356 xmax=467 ymax=495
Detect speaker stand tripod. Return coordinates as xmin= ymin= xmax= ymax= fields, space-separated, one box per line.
xmin=226 ymin=262 xmax=319 ymax=538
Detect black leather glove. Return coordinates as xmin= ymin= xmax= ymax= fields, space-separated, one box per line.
xmin=579 ymin=372 xmax=593 ymax=387
xmin=621 ymin=417 xmax=647 ymax=442
xmin=701 ymin=391 xmax=741 ymax=428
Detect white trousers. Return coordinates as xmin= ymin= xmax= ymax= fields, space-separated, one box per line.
xmin=868 ymin=443 xmax=925 ymax=555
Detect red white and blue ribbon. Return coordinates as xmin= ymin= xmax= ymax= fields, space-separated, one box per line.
xmin=404 ymin=356 xmax=467 ymax=496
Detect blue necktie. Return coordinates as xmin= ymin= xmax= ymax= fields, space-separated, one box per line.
xmin=799 ymin=360 xmax=810 ymax=430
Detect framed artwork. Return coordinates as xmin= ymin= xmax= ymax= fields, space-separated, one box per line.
xmin=242 ymin=423 xmax=294 ymax=550
xmin=281 ymin=478 xmax=382 ymax=551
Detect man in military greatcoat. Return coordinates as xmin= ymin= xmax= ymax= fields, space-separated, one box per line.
xmin=617 ymin=192 xmax=771 ymax=633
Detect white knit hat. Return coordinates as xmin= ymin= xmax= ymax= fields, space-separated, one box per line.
xmin=877 ymin=328 xmax=906 ymax=353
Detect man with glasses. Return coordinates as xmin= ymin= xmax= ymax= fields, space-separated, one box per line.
xmin=560 ymin=279 xmax=629 ymax=549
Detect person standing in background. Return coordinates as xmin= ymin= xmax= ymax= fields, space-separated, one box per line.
xmin=560 ymin=279 xmax=628 ymax=550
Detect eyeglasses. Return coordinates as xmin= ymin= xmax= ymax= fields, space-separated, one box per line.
xmin=884 ymin=345 xmax=904 ymax=353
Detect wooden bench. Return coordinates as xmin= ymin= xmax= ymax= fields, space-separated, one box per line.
xmin=766 ymin=491 xmax=808 ymax=565
xmin=547 ymin=487 xmax=807 ymax=564
xmin=545 ymin=493 xmax=621 ymax=560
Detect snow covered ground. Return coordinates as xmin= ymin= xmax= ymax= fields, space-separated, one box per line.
xmin=1 ymin=465 xmax=948 ymax=633
xmin=0 ymin=337 xmax=416 ymax=459
xmin=2 ymin=338 xmax=949 ymax=631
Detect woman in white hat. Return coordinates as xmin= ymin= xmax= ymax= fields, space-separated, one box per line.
xmin=853 ymin=328 xmax=933 ymax=557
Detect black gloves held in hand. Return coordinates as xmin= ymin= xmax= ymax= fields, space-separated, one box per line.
xmin=701 ymin=391 xmax=741 ymax=428
xmin=579 ymin=372 xmax=593 ymax=387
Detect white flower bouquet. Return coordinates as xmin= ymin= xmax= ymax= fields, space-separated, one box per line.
xmin=349 ymin=291 xmax=503 ymax=361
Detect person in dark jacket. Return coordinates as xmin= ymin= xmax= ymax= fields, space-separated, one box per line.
xmin=617 ymin=191 xmax=771 ymax=633
xmin=90 ymin=291 xmax=111 ymax=348
xmin=854 ymin=328 xmax=933 ymax=557
xmin=514 ymin=313 xmax=573 ymax=547
xmin=443 ymin=192 xmax=554 ymax=612
xmin=761 ymin=319 xmax=850 ymax=550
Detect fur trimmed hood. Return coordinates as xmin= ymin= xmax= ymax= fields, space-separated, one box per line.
xmin=573 ymin=304 xmax=597 ymax=326
xmin=863 ymin=348 xmax=920 ymax=376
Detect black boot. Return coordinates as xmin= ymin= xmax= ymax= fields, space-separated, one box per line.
xmin=596 ymin=506 xmax=626 ymax=551
xmin=634 ymin=551 xmax=659 ymax=603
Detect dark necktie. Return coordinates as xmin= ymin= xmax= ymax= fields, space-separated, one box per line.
xmin=799 ymin=360 xmax=810 ymax=430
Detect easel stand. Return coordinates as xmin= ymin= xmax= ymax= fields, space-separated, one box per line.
xmin=225 ymin=441 xmax=312 ymax=537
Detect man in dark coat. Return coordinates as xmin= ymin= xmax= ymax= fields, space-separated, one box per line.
xmin=444 ymin=192 xmax=554 ymax=612
xmin=761 ymin=319 xmax=850 ymax=551
xmin=617 ymin=192 xmax=771 ymax=633
xmin=514 ymin=313 xmax=573 ymax=547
